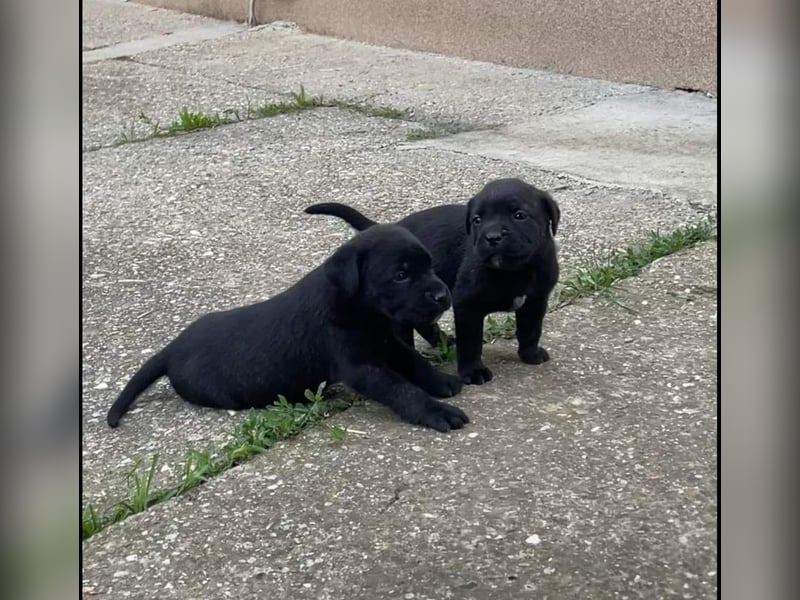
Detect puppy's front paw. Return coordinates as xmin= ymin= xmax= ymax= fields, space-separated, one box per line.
xmin=416 ymin=400 xmax=470 ymax=432
xmin=459 ymin=362 xmax=494 ymax=385
xmin=426 ymin=373 xmax=463 ymax=398
xmin=518 ymin=346 xmax=550 ymax=364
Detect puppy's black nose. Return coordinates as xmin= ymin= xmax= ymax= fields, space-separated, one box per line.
xmin=426 ymin=289 xmax=450 ymax=306
xmin=484 ymin=231 xmax=503 ymax=246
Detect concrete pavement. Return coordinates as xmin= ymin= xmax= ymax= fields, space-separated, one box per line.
xmin=83 ymin=242 xmax=717 ymax=599
xmin=82 ymin=1 xmax=717 ymax=597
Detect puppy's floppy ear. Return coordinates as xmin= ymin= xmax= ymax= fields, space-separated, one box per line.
xmin=541 ymin=192 xmax=561 ymax=236
xmin=465 ymin=196 xmax=477 ymax=234
xmin=325 ymin=244 xmax=361 ymax=297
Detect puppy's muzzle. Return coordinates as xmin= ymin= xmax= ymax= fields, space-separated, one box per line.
xmin=425 ymin=286 xmax=451 ymax=311
xmin=484 ymin=230 xmax=505 ymax=247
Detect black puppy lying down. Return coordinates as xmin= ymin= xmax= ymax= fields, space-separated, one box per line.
xmin=306 ymin=178 xmax=560 ymax=385
xmin=106 ymin=225 xmax=468 ymax=432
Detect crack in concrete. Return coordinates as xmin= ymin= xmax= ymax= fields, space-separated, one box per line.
xmin=84 ymin=42 xmax=115 ymax=52
xmin=379 ymin=482 xmax=410 ymax=513
xmin=398 ymin=142 xmax=716 ymax=212
xmin=523 ymin=87 xmax=653 ymax=119
xmin=82 ymin=23 xmax=247 ymax=64
xmin=83 ymin=83 xmax=475 ymax=154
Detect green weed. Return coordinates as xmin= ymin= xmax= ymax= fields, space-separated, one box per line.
xmin=422 ymin=330 xmax=457 ymax=365
xmin=111 ymin=86 xmax=419 ymax=147
xmin=483 ymin=314 xmax=518 ymax=343
xmin=82 ymin=382 xmax=351 ymax=540
xmin=334 ymin=101 xmax=408 ymax=120
xmin=478 ymin=219 xmax=715 ymax=341
xmin=405 ymin=128 xmax=445 ymax=141
xmin=557 ymin=220 xmax=715 ymax=308
xmin=328 ymin=426 xmax=347 ymax=444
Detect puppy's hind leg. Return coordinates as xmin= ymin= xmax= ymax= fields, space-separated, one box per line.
xmin=168 ymin=368 xmax=240 ymax=409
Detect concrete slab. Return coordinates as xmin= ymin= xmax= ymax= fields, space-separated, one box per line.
xmin=82 ymin=109 xmax=708 ymax=507
xmin=136 ymin=26 xmax=653 ymax=129
xmin=82 ymin=3 xmax=715 ymax=199
xmin=82 ymin=0 xmax=232 ymax=51
xmin=83 ymin=2 xmax=654 ymax=134
xmin=415 ymin=90 xmax=717 ymax=205
xmin=82 ymin=58 xmax=281 ymax=150
xmin=82 ymin=242 xmax=717 ymax=599
xmin=83 ymin=23 xmax=247 ymax=64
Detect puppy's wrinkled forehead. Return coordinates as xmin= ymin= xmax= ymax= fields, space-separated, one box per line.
xmin=475 ymin=178 xmax=537 ymax=208
xmin=361 ymin=224 xmax=432 ymax=267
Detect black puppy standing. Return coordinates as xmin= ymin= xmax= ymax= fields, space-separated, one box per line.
xmin=106 ymin=225 xmax=468 ymax=432
xmin=306 ymin=178 xmax=560 ymax=385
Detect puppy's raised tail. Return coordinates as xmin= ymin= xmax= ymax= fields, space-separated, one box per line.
xmin=305 ymin=203 xmax=377 ymax=231
xmin=106 ymin=348 xmax=168 ymax=428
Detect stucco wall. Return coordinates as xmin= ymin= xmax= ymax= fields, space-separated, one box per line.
xmin=134 ymin=0 xmax=717 ymax=93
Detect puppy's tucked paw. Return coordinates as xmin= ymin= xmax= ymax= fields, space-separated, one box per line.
xmin=459 ymin=362 xmax=494 ymax=385
xmin=518 ymin=346 xmax=550 ymax=365
xmin=416 ymin=400 xmax=470 ymax=432
xmin=425 ymin=373 xmax=463 ymax=398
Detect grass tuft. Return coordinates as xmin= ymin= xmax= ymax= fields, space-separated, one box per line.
xmin=428 ymin=219 xmax=716 ymax=348
xmin=556 ymin=219 xmax=714 ymax=308
xmin=327 ymin=425 xmax=347 ymax=444
xmin=365 ymin=106 xmax=408 ymax=119
xmin=173 ymin=108 xmax=226 ymax=131
xmin=334 ymin=101 xmax=409 ymax=120
xmin=405 ymin=128 xmax=445 ymax=141
xmin=483 ymin=314 xmax=518 ymax=343
xmin=82 ymin=382 xmax=351 ymax=540
xmin=113 ymin=86 xmax=326 ymax=146
xmin=112 ymin=86 xmax=417 ymax=147
xmin=251 ymin=85 xmax=328 ymax=118
xmin=422 ymin=331 xmax=457 ymax=365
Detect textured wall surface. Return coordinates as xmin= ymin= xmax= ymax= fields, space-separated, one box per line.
xmin=134 ymin=0 xmax=717 ymax=92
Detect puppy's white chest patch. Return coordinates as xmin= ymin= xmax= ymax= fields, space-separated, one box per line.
xmin=512 ymin=295 xmax=527 ymax=310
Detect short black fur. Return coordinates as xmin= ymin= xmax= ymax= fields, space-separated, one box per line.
xmin=305 ymin=178 xmax=560 ymax=384
xmin=107 ymin=225 xmax=468 ymax=432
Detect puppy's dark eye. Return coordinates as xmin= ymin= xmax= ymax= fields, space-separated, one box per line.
xmin=471 ymin=215 xmax=482 ymax=226
xmin=393 ymin=270 xmax=409 ymax=282
xmin=513 ymin=211 xmax=526 ymax=220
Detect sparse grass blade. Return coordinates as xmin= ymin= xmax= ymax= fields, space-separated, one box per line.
xmin=82 ymin=382 xmax=351 ymax=540
xmin=557 ymin=220 xmax=715 ymax=308
xmin=363 ymin=106 xmax=408 ymax=119
xmin=406 ymin=128 xmax=445 ymax=141
xmin=120 ymin=455 xmax=156 ymax=513
xmin=477 ymin=219 xmax=715 ymax=341
xmin=422 ymin=330 xmax=457 ymax=365
xmin=483 ymin=314 xmax=517 ymax=343
xmin=107 ymin=86 xmax=431 ymax=149
xmin=81 ymin=503 xmax=103 ymax=539
xmin=328 ymin=425 xmax=347 ymax=444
